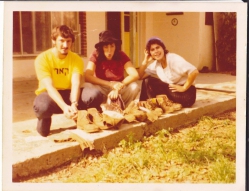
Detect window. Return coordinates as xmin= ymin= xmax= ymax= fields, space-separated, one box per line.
xmin=13 ymin=11 xmax=87 ymax=57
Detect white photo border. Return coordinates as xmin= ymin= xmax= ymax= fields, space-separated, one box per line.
xmin=3 ymin=1 xmax=247 ymax=191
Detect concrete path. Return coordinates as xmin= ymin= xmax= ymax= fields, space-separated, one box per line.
xmin=11 ymin=73 xmax=236 ymax=180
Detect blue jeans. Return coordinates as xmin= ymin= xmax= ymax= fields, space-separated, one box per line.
xmin=33 ymin=88 xmax=90 ymax=137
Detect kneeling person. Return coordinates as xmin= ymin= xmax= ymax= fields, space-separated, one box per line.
xmin=33 ymin=25 xmax=85 ymax=137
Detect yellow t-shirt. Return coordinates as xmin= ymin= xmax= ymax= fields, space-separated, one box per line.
xmin=34 ymin=48 xmax=84 ymax=95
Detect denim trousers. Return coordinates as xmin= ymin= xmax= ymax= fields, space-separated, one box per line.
xmin=33 ymin=88 xmax=89 ymax=136
xmin=139 ymin=76 xmax=196 ymax=107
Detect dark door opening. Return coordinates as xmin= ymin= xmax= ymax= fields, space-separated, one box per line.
xmin=106 ymin=12 xmax=121 ymax=40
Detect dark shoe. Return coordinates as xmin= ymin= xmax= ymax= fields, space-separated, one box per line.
xmin=36 ymin=118 xmax=51 ymax=137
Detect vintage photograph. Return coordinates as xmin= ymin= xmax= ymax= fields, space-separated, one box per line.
xmin=3 ymin=1 xmax=247 ymax=191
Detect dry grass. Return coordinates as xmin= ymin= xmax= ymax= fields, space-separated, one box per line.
xmin=19 ymin=109 xmax=236 ymax=183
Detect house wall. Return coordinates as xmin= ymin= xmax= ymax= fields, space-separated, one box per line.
xmin=86 ymin=12 xmax=106 ymax=60
xmin=13 ymin=58 xmax=37 ymax=81
xmin=12 ymin=12 xmax=214 ymax=81
xmin=139 ymin=12 xmax=214 ymax=70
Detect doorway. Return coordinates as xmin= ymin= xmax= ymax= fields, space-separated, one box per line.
xmin=106 ymin=12 xmax=121 ymax=40
xmin=106 ymin=12 xmax=140 ymax=68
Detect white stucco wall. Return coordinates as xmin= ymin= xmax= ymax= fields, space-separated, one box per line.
xmin=12 ymin=12 xmax=214 ymax=80
xmin=13 ymin=58 xmax=37 ymax=81
xmin=199 ymin=13 xmax=215 ymax=71
xmin=140 ymin=12 xmax=213 ymax=70
xmin=86 ymin=12 xmax=106 ymax=62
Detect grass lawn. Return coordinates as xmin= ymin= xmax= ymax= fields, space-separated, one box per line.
xmin=20 ymin=109 xmax=236 ymax=183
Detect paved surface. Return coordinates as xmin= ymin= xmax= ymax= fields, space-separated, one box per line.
xmin=11 ymin=73 xmax=236 ymax=180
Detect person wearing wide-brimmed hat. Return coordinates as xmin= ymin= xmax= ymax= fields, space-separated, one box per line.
xmin=138 ymin=37 xmax=199 ymax=107
xmin=81 ymin=30 xmax=140 ymax=110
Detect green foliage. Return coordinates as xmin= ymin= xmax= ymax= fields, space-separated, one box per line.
xmin=22 ymin=112 xmax=236 ymax=183
xmin=67 ymin=115 xmax=235 ymax=183
xmin=216 ymin=12 xmax=237 ymax=71
xmin=209 ymin=156 xmax=236 ymax=183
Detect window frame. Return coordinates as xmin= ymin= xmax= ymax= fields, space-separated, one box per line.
xmin=13 ymin=11 xmax=86 ymax=58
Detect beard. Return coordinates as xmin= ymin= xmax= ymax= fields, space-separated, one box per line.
xmin=60 ymin=49 xmax=69 ymax=55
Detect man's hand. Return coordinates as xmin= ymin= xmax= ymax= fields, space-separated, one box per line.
xmin=108 ymin=89 xmax=119 ymax=100
xmin=110 ymin=81 xmax=124 ymax=91
xmin=63 ymin=104 xmax=78 ymax=120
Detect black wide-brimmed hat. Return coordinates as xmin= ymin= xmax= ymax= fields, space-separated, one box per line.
xmin=95 ymin=30 xmax=122 ymax=49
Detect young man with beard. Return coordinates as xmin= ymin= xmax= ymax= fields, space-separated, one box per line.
xmin=33 ymin=25 xmax=86 ymax=137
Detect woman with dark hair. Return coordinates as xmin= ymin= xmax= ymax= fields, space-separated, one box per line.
xmin=82 ymin=30 xmax=140 ymax=110
xmin=138 ymin=37 xmax=199 ymax=107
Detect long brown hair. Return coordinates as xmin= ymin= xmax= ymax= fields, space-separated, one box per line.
xmin=96 ymin=42 xmax=121 ymax=61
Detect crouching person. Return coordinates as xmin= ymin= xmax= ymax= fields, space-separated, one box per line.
xmin=33 ymin=25 xmax=86 ymax=137
xmin=82 ymin=30 xmax=140 ymax=110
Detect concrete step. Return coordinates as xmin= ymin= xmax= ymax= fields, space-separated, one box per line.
xmin=12 ymin=89 xmax=236 ymax=180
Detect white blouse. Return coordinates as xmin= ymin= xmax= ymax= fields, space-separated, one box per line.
xmin=145 ymin=53 xmax=197 ymax=85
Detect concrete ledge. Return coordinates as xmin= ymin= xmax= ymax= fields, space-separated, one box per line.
xmin=12 ymin=90 xmax=236 ymax=180
xmin=13 ymin=144 xmax=82 ymax=179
